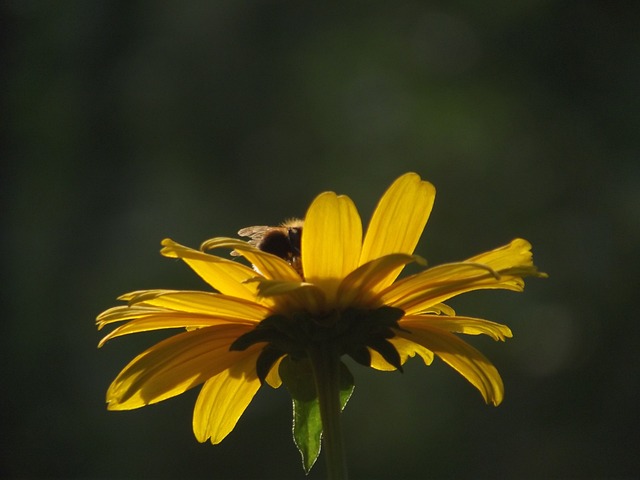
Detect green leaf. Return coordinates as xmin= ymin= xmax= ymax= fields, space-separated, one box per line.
xmin=280 ymin=356 xmax=355 ymax=474
xmin=280 ymin=356 xmax=322 ymax=473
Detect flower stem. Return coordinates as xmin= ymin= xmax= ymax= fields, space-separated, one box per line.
xmin=308 ymin=343 xmax=348 ymax=480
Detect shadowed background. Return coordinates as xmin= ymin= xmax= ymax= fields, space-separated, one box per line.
xmin=3 ymin=1 xmax=639 ymax=479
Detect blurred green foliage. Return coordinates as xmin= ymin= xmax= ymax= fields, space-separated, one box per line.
xmin=4 ymin=1 xmax=639 ymax=478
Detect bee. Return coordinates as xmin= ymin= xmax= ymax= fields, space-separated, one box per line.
xmin=235 ymin=218 xmax=304 ymax=276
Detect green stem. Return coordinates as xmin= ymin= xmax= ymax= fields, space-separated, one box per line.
xmin=308 ymin=343 xmax=348 ymax=480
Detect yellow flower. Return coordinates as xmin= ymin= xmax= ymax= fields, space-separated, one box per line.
xmin=97 ymin=172 xmax=545 ymax=447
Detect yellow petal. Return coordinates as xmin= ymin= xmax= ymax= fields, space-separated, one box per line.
xmin=98 ymin=310 xmax=254 ymax=347
xmin=359 ymin=173 xmax=435 ymax=288
xmin=97 ymin=304 xmax=167 ymax=327
xmin=381 ymin=239 xmax=544 ymax=315
xmin=423 ymin=303 xmax=457 ymax=316
xmin=380 ymin=262 xmax=500 ymax=314
xmin=161 ymin=239 xmax=267 ymax=304
xmin=467 ymin=238 xmax=538 ymax=272
xmin=395 ymin=325 xmax=505 ymax=405
xmin=192 ymin=349 xmax=262 ymax=444
xmin=201 ymin=237 xmax=301 ymax=281
xmin=106 ymin=324 xmax=256 ymax=410
xmin=97 ymin=291 xmax=270 ymax=346
xmin=113 ymin=290 xmax=271 ymax=320
xmin=302 ymin=192 xmax=362 ymax=302
xmin=337 ymin=253 xmax=419 ymax=308
xmin=369 ymin=336 xmax=435 ymax=371
xmin=401 ymin=315 xmax=513 ymax=341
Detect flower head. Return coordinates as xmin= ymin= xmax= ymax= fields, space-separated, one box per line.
xmin=98 ymin=172 xmax=545 ymax=456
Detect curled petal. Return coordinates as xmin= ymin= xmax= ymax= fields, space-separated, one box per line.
xmin=161 ymin=239 xmax=267 ymax=304
xmin=369 ymin=335 xmax=435 ymax=371
xmin=422 ymin=303 xmax=456 ymax=316
xmin=380 ymin=262 xmax=505 ymax=314
xmin=400 ymin=315 xmax=513 ymax=341
xmin=381 ymin=239 xmax=544 ymax=315
xmin=395 ymin=325 xmax=506 ymax=405
xmin=466 ymin=238 xmax=541 ymax=273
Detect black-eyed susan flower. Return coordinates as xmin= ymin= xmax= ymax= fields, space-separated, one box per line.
xmin=97 ymin=172 xmax=545 ymax=477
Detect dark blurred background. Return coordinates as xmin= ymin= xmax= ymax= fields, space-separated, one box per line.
xmin=3 ymin=1 xmax=639 ymax=479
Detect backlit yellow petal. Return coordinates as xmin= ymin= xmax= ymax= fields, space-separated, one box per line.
xmin=98 ymin=311 xmax=252 ymax=347
xmin=379 ymin=262 xmax=502 ymax=314
xmin=193 ymin=349 xmax=262 ymax=444
xmin=106 ymin=324 xmax=256 ymax=410
xmin=337 ymin=253 xmax=419 ymax=308
xmin=424 ymin=303 xmax=457 ymax=316
xmin=368 ymin=336 xmax=435 ymax=371
xmin=359 ymin=173 xmax=435 ymax=288
xmin=381 ymin=239 xmax=544 ymax=315
xmin=396 ymin=325 xmax=505 ymax=405
xmin=115 ymin=290 xmax=271 ymax=320
xmin=467 ymin=238 xmax=536 ymax=272
xmin=401 ymin=315 xmax=513 ymax=341
xmin=97 ymin=304 xmax=166 ymax=327
xmin=302 ymin=192 xmax=362 ymax=302
xmin=161 ymin=239 xmax=267 ymax=304
xmin=98 ymin=291 xmax=270 ymax=346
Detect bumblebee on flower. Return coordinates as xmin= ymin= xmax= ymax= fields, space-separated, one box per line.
xmin=97 ymin=172 xmax=545 ymax=476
